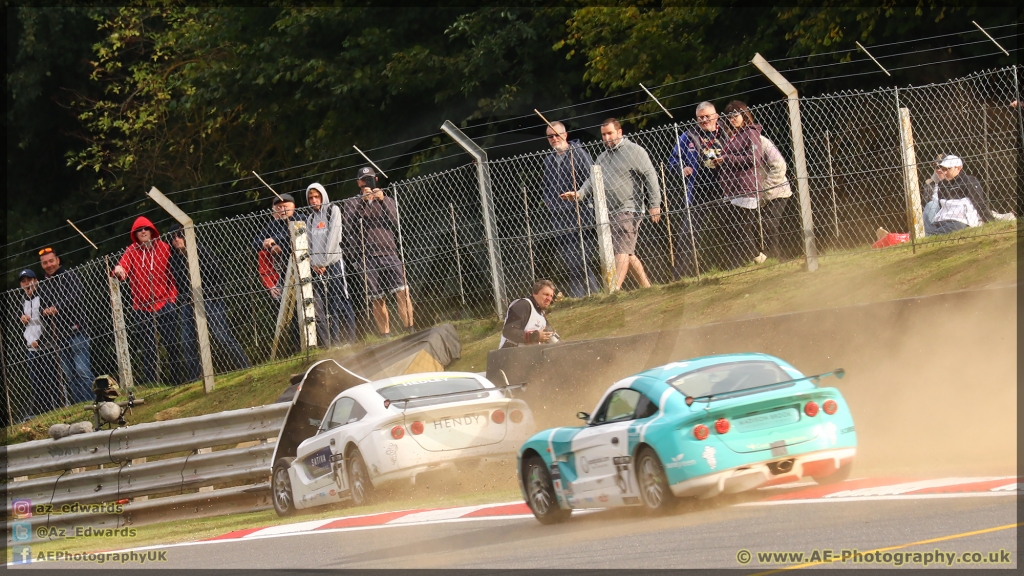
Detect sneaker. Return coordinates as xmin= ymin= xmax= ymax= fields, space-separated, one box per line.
xmin=754 ymin=252 xmax=767 ymax=265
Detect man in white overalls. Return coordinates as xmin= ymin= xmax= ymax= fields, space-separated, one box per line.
xmin=499 ymin=279 xmax=560 ymax=349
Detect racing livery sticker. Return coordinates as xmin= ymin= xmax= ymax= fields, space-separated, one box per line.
xmin=702 ymin=446 xmax=717 ymax=470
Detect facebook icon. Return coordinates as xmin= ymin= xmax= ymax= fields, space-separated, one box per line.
xmin=12 ymin=545 xmax=32 ymax=564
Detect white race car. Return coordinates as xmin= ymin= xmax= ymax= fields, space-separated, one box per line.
xmin=271 ymin=360 xmax=533 ymax=516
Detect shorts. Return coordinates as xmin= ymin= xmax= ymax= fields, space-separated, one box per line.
xmin=361 ymin=252 xmax=408 ymax=299
xmin=610 ymin=212 xmax=639 ymax=255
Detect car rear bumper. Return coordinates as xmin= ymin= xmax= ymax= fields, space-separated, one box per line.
xmin=669 ymin=447 xmax=855 ymax=499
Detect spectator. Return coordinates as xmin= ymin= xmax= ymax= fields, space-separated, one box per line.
xmin=305 ymin=183 xmax=356 ymax=347
xmin=343 ymin=167 xmax=414 ymax=338
xmin=499 ymin=279 xmax=560 ymax=349
xmin=562 ymin=118 xmax=662 ymax=291
xmin=111 ymin=217 xmax=185 ymax=385
xmin=541 ymin=121 xmax=601 ymax=298
xmin=38 ymin=247 xmax=94 ymax=403
xmin=667 ymin=101 xmax=726 ymax=279
xmin=166 ymin=224 xmax=252 ymax=377
xmin=925 ymin=155 xmax=993 ymax=235
xmin=715 ymin=100 xmax=765 ymax=268
xmin=19 ymin=269 xmax=59 ymax=416
xmin=757 ymin=133 xmax=793 ymax=259
xmin=253 ymin=194 xmax=301 ymax=355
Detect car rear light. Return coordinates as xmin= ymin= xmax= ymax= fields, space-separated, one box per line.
xmin=714 ymin=418 xmax=730 ymax=434
xmin=823 ymin=399 xmax=837 ymax=415
xmin=491 ymin=410 xmax=506 ymax=424
xmin=509 ymin=409 xmax=523 ymax=424
xmin=804 ymin=401 xmax=819 ymax=417
xmin=410 ymin=421 xmax=424 ymax=435
xmin=391 ymin=425 xmax=405 ymax=439
xmin=693 ymin=424 xmax=709 ymax=440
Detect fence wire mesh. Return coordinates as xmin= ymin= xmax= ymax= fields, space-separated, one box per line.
xmin=4 ymin=66 xmax=1019 ymax=436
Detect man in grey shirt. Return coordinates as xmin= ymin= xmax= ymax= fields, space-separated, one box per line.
xmin=562 ymin=118 xmax=662 ymax=291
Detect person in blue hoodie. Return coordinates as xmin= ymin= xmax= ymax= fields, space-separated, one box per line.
xmin=306 ymin=182 xmax=357 ymax=347
xmin=541 ymin=121 xmax=601 ymax=298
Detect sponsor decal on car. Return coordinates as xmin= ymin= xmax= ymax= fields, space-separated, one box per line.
xmin=432 ymin=413 xmax=486 ymax=429
xmin=666 ymin=453 xmax=696 ymax=469
xmin=702 ymin=446 xmax=718 ymax=470
xmin=598 ymin=494 xmax=609 ymax=503
xmin=386 ymin=443 xmax=398 ymax=464
xmin=841 ymin=426 xmax=856 ymax=434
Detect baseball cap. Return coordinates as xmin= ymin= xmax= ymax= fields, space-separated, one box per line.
xmin=937 ymin=155 xmax=963 ymax=169
xmin=272 ymin=193 xmax=296 ymax=205
xmin=356 ymin=166 xmax=376 ymax=179
xmin=19 ymin=269 xmax=36 ymax=280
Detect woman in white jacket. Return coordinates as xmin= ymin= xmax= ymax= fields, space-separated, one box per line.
xmin=757 ymin=134 xmax=793 ymax=259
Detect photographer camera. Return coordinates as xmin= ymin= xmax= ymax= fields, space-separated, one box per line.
xmin=498 ymin=279 xmax=561 ymax=349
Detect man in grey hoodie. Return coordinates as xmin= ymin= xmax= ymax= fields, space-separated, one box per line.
xmin=306 ymin=182 xmax=356 ymax=347
xmin=562 ymin=118 xmax=662 ymax=291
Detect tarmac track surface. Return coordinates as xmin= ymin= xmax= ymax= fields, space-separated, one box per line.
xmin=18 ymin=485 xmax=1018 ymax=570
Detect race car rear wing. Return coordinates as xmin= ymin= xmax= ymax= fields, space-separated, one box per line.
xmin=383 ymin=371 xmax=527 ymax=409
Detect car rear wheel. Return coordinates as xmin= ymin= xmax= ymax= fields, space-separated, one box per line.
xmin=813 ymin=461 xmax=853 ymax=485
xmin=636 ymin=447 xmax=674 ymax=513
xmin=347 ymin=448 xmax=373 ymax=506
xmin=523 ymin=456 xmax=571 ymax=525
xmin=272 ymin=458 xmax=297 ymax=517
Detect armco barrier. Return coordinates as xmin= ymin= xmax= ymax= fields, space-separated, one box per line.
xmin=5 ymin=403 xmax=288 ymax=544
xmin=488 ymin=285 xmax=1016 ymax=475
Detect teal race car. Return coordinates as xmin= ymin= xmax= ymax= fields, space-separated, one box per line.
xmin=517 ymin=353 xmax=856 ymax=524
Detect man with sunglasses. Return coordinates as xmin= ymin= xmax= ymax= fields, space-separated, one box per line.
xmin=38 ymin=247 xmax=94 ymax=403
xmin=925 ymin=155 xmax=993 ymax=235
xmin=112 ymin=217 xmax=187 ymax=385
xmin=541 ymin=121 xmax=600 ymax=298
xmin=665 ymin=101 xmax=723 ymax=280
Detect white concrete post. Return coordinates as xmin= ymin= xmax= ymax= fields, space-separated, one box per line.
xmin=590 ymin=165 xmax=617 ymax=292
xmin=105 ymin=256 xmax=133 ymax=390
xmin=290 ymin=221 xmax=317 ymax=352
xmin=899 ymin=108 xmax=926 ymax=240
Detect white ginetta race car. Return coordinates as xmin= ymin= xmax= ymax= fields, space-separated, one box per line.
xmin=271 ymin=363 xmax=533 ymax=516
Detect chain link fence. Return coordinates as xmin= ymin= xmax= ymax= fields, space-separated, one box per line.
xmin=4 ymin=66 xmax=1019 ymax=436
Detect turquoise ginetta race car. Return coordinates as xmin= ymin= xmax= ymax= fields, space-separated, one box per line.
xmin=517 ymin=353 xmax=856 ymax=523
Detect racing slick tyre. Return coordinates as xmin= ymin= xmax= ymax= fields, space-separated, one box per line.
xmin=347 ymin=448 xmax=374 ymax=506
xmin=523 ymin=456 xmax=571 ymax=525
xmin=272 ymin=457 xmax=297 ymax=517
xmin=636 ymin=447 xmax=675 ymax=513
xmin=813 ymin=462 xmax=853 ymax=485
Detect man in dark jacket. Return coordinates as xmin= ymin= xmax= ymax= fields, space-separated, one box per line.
xmin=38 ymin=247 xmax=94 ymax=403
xmin=926 ymin=155 xmax=993 ymax=235
xmin=541 ymin=121 xmax=601 ymax=298
xmin=168 ymin=224 xmax=252 ymax=378
xmin=342 ymin=167 xmax=414 ymax=338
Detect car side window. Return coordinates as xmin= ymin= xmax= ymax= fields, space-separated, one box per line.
xmin=635 ymin=393 xmax=659 ymax=419
xmin=317 ymin=402 xmax=337 ymax=434
xmin=593 ymin=389 xmax=642 ymax=425
xmin=346 ymin=400 xmax=367 ymax=424
xmin=328 ymin=398 xmax=355 ymax=430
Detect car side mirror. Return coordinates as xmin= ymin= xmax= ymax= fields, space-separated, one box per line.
xmin=577 ymin=411 xmax=590 ymax=421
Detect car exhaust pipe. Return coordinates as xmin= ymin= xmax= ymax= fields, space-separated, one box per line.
xmin=768 ymin=459 xmax=795 ymax=475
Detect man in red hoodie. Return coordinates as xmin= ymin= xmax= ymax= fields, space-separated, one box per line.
xmin=112 ymin=217 xmax=187 ymax=385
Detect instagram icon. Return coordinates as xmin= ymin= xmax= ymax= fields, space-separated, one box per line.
xmin=12 ymin=499 xmax=32 ymax=519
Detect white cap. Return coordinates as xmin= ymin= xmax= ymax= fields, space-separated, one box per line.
xmin=938 ymin=155 xmax=963 ymax=168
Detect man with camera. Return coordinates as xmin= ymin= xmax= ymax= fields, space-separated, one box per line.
xmin=666 ymin=101 xmax=724 ymax=279
xmin=498 ymin=279 xmax=560 ymax=349
xmin=342 ymin=167 xmax=414 ymax=338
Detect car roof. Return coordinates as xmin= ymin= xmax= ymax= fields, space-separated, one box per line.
xmin=327 ymin=372 xmax=493 ymax=407
xmin=635 ymin=353 xmax=799 ymax=383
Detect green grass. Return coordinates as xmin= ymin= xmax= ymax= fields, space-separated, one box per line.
xmin=5 ymin=229 xmax=1017 ymax=558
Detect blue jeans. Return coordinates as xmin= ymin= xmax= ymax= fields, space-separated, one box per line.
xmin=180 ymin=299 xmax=253 ymax=380
xmin=925 ymin=219 xmax=968 ymax=236
xmin=55 ymin=332 xmax=94 ymax=404
xmin=312 ymin=262 xmax=356 ymax=347
xmin=27 ymin=348 xmax=63 ymax=416
xmin=554 ymin=231 xmax=601 ymax=298
xmin=133 ymin=303 xmax=185 ymax=385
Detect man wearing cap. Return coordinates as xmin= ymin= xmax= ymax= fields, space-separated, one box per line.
xmin=19 ymin=269 xmax=59 ymax=416
xmin=305 ymin=182 xmax=356 ymax=347
xmin=38 ymin=247 xmax=94 ymax=403
xmin=343 ymin=167 xmax=414 ymax=338
xmin=112 ymin=217 xmax=187 ymax=385
xmin=253 ymin=194 xmax=302 ymax=355
xmin=926 ymin=155 xmax=993 ymax=235
xmin=167 ymin=224 xmax=252 ymax=376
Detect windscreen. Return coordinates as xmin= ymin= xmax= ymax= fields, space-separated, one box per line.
xmin=668 ymin=361 xmax=791 ymax=399
xmin=378 ymin=377 xmax=489 ymax=408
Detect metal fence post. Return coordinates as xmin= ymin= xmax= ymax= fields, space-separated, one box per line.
xmin=898 ymin=108 xmax=926 ymax=241
xmin=289 ymin=221 xmax=316 ymax=352
xmin=751 ymin=53 xmax=819 ymax=272
xmin=590 ymin=164 xmax=617 ymax=291
xmin=147 ymin=187 xmax=214 ymax=393
xmin=440 ymin=120 xmax=506 ymax=318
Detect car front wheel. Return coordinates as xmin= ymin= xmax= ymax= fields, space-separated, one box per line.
xmin=523 ymin=456 xmax=571 ymax=525
xmin=347 ymin=448 xmax=374 ymax=506
xmin=272 ymin=457 xmax=297 ymax=517
xmin=636 ymin=447 xmax=674 ymax=513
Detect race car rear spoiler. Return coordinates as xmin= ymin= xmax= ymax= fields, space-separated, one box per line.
xmin=384 ymin=371 xmax=527 ymax=409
